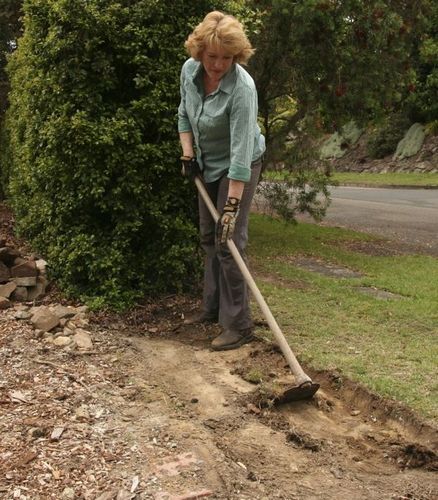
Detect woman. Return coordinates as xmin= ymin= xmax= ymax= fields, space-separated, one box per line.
xmin=178 ymin=11 xmax=265 ymax=351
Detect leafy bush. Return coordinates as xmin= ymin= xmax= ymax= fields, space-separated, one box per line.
xmin=0 ymin=1 xmax=22 ymax=199
xmin=247 ymin=0 xmax=428 ymax=215
xmin=404 ymin=2 xmax=438 ymax=123
xmin=4 ymin=0 xmax=223 ymax=309
xmin=425 ymin=120 xmax=438 ymax=135
xmin=257 ymin=133 xmax=331 ymax=222
xmin=0 ymin=0 xmax=22 ymax=116
xmin=367 ymin=114 xmax=411 ymax=159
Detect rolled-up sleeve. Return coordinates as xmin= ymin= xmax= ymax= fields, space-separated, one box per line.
xmin=228 ymin=84 xmax=257 ymax=182
xmin=178 ymin=67 xmax=192 ymax=133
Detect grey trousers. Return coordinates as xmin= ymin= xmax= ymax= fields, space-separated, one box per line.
xmin=198 ymin=159 xmax=262 ymax=330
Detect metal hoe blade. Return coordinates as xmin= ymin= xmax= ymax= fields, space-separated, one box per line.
xmin=273 ymin=382 xmax=320 ymax=405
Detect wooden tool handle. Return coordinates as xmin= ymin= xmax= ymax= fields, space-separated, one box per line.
xmin=194 ymin=176 xmax=312 ymax=386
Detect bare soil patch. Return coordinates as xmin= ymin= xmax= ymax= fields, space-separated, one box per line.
xmin=336 ymin=238 xmax=413 ymax=257
xmin=289 ymin=256 xmax=364 ymax=278
xmin=2 ymin=295 xmax=437 ymax=499
xmin=355 ymin=286 xmax=406 ymax=301
xmin=1 ymin=202 xmax=437 ymax=499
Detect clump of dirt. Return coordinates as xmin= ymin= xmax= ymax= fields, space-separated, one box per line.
xmin=391 ymin=444 xmax=438 ymax=471
xmin=286 ymin=429 xmax=324 ymax=452
xmin=244 ymin=381 xmax=293 ymax=408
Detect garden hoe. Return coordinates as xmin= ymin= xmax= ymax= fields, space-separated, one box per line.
xmin=194 ymin=176 xmax=320 ymax=404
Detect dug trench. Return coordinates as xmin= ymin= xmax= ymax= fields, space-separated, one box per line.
xmin=99 ymin=296 xmax=437 ymax=499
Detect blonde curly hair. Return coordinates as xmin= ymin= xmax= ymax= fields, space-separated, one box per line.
xmin=185 ymin=11 xmax=255 ymax=65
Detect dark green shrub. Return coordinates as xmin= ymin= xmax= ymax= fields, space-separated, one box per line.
xmin=404 ymin=1 xmax=438 ymax=123
xmin=0 ymin=0 xmax=22 ymax=116
xmin=4 ymin=0 xmax=223 ymax=309
xmin=0 ymin=117 xmax=11 ymax=199
xmin=367 ymin=114 xmax=412 ymax=159
xmin=0 ymin=1 xmax=22 ymax=198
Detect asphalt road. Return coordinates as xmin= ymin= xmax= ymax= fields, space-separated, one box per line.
xmin=297 ymin=186 xmax=438 ymax=256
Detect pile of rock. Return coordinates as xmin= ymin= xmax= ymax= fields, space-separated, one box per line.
xmin=14 ymin=303 xmax=94 ymax=350
xmin=0 ymin=242 xmax=49 ymax=309
xmin=330 ymin=128 xmax=438 ymax=174
xmin=1 ymin=236 xmax=95 ymax=351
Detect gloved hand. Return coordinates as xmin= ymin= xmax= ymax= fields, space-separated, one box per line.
xmin=180 ymin=156 xmax=201 ymax=180
xmin=217 ymin=197 xmax=240 ymax=244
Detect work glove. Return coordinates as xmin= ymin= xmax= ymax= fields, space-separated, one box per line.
xmin=180 ymin=156 xmax=201 ymax=180
xmin=217 ymin=197 xmax=240 ymax=244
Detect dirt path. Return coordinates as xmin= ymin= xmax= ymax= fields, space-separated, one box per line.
xmin=1 ymin=296 xmax=436 ymax=499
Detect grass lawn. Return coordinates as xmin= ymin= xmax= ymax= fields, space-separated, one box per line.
xmin=332 ymin=171 xmax=438 ymax=187
xmin=248 ymin=214 xmax=438 ymax=423
xmin=264 ymin=170 xmax=438 ymax=187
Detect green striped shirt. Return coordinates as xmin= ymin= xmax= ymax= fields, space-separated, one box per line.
xmin=178 ymin=58 xmax=265 ymax=183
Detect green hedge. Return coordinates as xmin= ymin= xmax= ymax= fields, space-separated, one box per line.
xmin=367 ymin=114 xmax=412 ymax=159
xmin=3 ymin=0 xmax=223 ymax=309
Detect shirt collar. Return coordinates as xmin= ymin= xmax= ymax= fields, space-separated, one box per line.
xmin=219 ymin=64 xmax=237 ymax=94
xmin=190 ymin=60 xmax=203 ymax=81
xmin=190 ymin=60 xmax=237 ymax=95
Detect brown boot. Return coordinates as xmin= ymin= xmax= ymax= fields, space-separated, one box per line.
xmin=211 ymin=328 xmax=254 ymax=351
xmin=183 ymin=310 xmax=218 ymax=325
